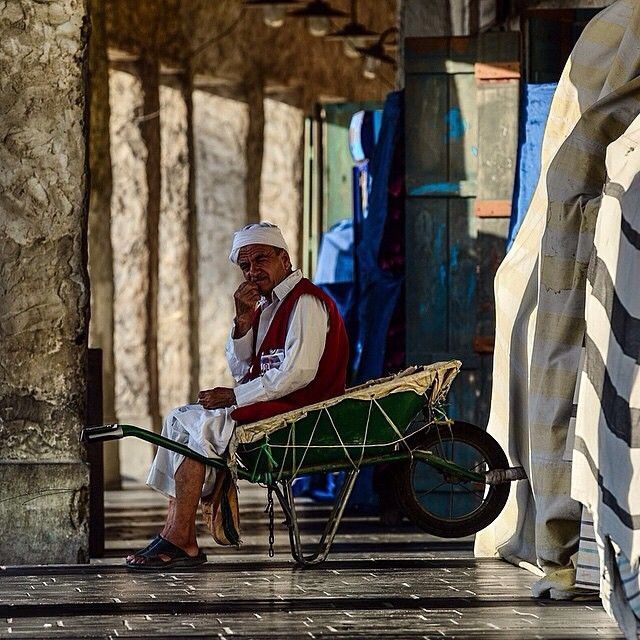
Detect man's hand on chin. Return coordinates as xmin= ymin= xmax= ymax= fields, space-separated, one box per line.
xmin=197 ymin=387 xmax=236 ymax=410
xmin=233 ymin=281 xmax=260 ymax=338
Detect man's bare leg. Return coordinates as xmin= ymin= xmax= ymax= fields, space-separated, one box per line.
xmin=127 ymin=457 xmax=205 ymax=565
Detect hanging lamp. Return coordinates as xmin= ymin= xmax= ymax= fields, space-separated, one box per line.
xmin=357 ymin=27 xmax=397 ymax=79
xmin=325 ymin=0 xmax=379 ymax=58
xmin=287 ymin=0 xmax=348 ymax=37
xmin=244 ymin=0 xmax=300 ymax=28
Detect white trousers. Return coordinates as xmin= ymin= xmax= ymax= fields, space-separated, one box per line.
xmin=146 ymin=403 xmax=236 ymax=498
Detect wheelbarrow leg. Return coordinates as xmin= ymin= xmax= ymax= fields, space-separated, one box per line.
xmin=272 ymin=468 xmax=360 ymax=567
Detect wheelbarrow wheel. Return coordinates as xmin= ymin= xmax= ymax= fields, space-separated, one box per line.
xmin=393 ymin=421 xmax=509 ymax=538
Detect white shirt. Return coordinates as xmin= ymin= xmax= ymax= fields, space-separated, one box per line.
xmin=225 ymin=270 xmax=329 ymax=408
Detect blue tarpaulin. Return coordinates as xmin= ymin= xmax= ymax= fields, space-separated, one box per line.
xmin=314 ymin=219 xmax=354 ymax=285
xmin=314 ymin=220 xmax=358 ymax=374
xmin=352 ymin=90 xmax=404 ymax=384
xmin=507 ymin=83 xmax=557 ymax=249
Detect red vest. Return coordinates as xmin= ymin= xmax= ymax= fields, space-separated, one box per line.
xmin=231 ymin=278 xmax=349 ymax=424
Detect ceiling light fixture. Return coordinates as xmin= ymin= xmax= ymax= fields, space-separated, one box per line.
xmin=325 ymin=0 xmax=379 ymax=58
xmin=288 ymin=0 xmax=348 ymax=38
xmin=244 ymin=1 xmax=300 ymax=29
xmin=357 ymin=27 xmax=398 ymax=79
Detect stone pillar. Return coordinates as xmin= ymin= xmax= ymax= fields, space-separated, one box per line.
xmin=261 ymin=99 xmax=304 ymax=267
xmin=139 ymin=54 xmax=161 ymax=434
xmin=244 ymin=71 xmax=265 ymax=225
xmin=0 ymin=0 xmax=90 ymax=564
xmin=185 ymin=75 xmax=200 ymax=403
xmin=87 ymin=0 xmax=120 ymax=488
xmin=109 ymin=65 xmax=154 ymax=480
xmin=193 ymin=91 xmax=248 ymax=388
xmin=158 ymin=75 xmax=192 ymax=414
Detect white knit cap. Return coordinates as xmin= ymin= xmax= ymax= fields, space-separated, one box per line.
xmin=229 ymin=222 xmax=290 ymax=264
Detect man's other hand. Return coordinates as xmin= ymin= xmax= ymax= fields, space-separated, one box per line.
xmin=197 ymin=387 xmax=236 ymax=410
xmin=233 ymin=282 xmax=260 ymax=337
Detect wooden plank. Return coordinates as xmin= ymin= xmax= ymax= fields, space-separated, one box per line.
xmin=473 ymin=335 xmax=495 ymax=353
xmin=404 ymin=36 xmax=476 ymax=74
xmin=475 ymin=80 xmax=519 ymax=206
xmin=474 ymin=199 xmax=511 ymax=217
xmin=405 ymin=199 xmax=448 ymax=365
xmin=477 ymin=31 xmax=520 ymax=64
xmin=447 ymin=199 xmax=480 ymax=424
xmin=408 ymin=180 xmax=476 ymax=198
xmin=474 ymin=61 xmax=520 ymax=81
xmin=446 ymin=370 xmax=480 ymax=424
xmin=405 ymin=72 xmax=449 ymax=195
xmin=448 ymin=72 xmax=477 ymax=188
xmin=476 ymin=217 xmax=509 ymax=339
xmin=448 ymin=199 xmax=477 ymax=354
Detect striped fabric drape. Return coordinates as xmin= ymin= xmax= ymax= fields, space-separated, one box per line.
xmin=572 ymin=115 xmax=640 ymax=639
xmin=475 ymin=0 xmax=640 ymax=609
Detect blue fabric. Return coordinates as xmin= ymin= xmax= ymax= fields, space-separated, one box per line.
xmin=507 ymin=83 xmax=557 ymax=249
xmin=314 ymin=220 xmax=358 ymax=372
xmin=301 ymin=94 xmax=403 ymax=504
xmin=349 ymin=110 xmax=383 ymax=163
xmin=314 ymin=219 xmax=354 ymax=285
xmin=352 ymin=91 xmax=404 ymax=384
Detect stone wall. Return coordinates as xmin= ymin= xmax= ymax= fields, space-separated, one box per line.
xmin=261 ymin=99 xmax=304 ymax=267
xmin=193 ymin=91 xmax=248 ymax=388
xmin=0 ymin=0 xmax=90 ymax=563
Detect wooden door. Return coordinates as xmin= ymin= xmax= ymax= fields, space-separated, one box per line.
xmin=404 ymin=33 xmax=519 ymax=427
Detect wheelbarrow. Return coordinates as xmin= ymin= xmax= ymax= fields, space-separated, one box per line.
xmin=82 ymin=360 xmax=526 ymax=566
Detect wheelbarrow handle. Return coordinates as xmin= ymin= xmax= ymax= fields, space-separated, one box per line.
xmin=81 ymin=423 xmax=246 ymax=478
xmin=81 ymin=424 xmax=124 ymax=442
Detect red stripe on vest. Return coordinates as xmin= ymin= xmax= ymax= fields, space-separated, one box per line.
xmin=231 ymin=278 xmax=349 ymax=425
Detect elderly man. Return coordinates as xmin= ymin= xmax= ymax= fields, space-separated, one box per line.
xmin=126 ymin=222 xmax=349 ymax=569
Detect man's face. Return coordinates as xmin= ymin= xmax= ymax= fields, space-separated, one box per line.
xmin=237 ymin=244 xmax=291 ymax=296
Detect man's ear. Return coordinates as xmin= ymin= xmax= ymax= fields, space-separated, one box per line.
xmin=280 ymin=249 xmax=292 ymax=271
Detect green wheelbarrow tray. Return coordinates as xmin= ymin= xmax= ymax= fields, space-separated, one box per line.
xmin=82 ymin=360 xmax=527 ymax=566
xmin=230 ymin=359 xmax=463 ymax=482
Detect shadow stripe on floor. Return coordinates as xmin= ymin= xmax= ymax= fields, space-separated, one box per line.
xmin=0 ymin=594 xmax=602 ymax=619
xmin=1 ymin=556 xmax=491 ymax=577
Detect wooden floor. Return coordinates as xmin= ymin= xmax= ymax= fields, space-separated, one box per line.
xmin=0 ymin=482 xmax=623 ymax=639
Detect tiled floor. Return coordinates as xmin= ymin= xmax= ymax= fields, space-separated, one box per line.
xmin=0 ymin=483 xmax=623 ymax=638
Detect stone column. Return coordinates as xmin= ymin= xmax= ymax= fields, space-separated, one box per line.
xmin=87 ymin=0 xmax=120 ymax=488
xmin=110 ymin=65 xmax=154 ymax=480
xmin=193 ymin=90 xmax=248 ymax=388
xmin=261 ymin=99 xmax=304 ymax=267
xmin=158 ymin=75 xmax=192 ymax=414
xmin=0 ymin=0 xmax=90 ymax=563
xmin=244 ymin=71 xmax=265 ymax=225
xmin=185 ymin=74 xmax=200 ymax=403
xmin=139 ymin=54 xmax=161 ymax=434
